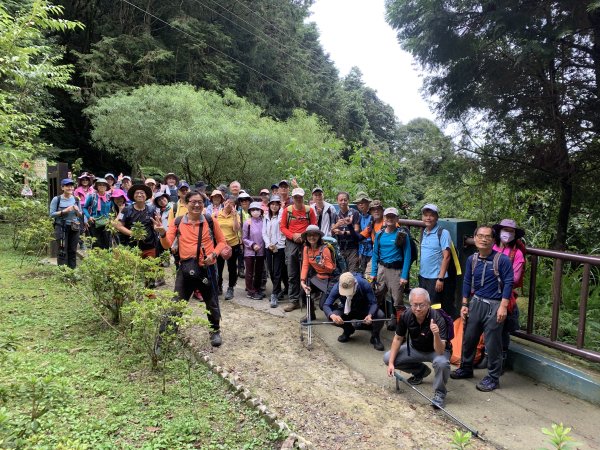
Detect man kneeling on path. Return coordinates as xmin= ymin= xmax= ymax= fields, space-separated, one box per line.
xmin=322 ymin=272 xmax=385 ymax=351
xmin=384 ymin=288 xmax=451 ymax=409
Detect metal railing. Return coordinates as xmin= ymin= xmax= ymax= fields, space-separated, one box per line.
xmin=399 ymin=219 xmax=600 ymax=364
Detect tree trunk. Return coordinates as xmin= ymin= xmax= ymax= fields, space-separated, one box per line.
xmin=553 ymin=177 xmax=572 ymax=250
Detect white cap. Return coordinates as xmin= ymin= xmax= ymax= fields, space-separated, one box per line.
xmin=384 ymin=207 xmax=399 ymax=216
xmin=421 ymin=203 xmax=439 ymax=214
xmin=291 ymin=187 xmax=305 ymax=197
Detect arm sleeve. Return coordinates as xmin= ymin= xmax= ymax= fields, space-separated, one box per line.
xmin=49 ymin=197 xmax=59 ymax=218
xmin=300 ymin=246 xmax=309 ymax=281
xmin=512 ymin=249 xmax=525 ymax=287
xmin=242 ymin=220 xmax=252 ymax=248
xmin=321 ymin=246 xmax=335 ymax=274
xmin=500 ymin=255 xmax=514 ymax=299
xmin=371 ymin=233 xmax=380 ymax=277
xmin=83 ymin=196 xmax=92 ymax=220
xmin=262 ymin=218 xmax=271 ymax=247
xmin=401 ymin=235 xmax=412 ymax=280
xmin=280 ymin=208 xmax=293 ymax=240
xmin=322 ymin=284 xmax=340 ymax=319
xmin=462 ymin=255 xmax=473 ymax=298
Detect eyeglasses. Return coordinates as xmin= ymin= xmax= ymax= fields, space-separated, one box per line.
xmin=188 ymin=200 xmax=203 ymax=205
xmin=475 ymin=234 xmax=493 ymax=240
xmin=410 ymin=303 xmax=427 ymax=310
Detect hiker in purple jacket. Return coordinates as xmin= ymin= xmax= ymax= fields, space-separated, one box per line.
xmin=243 ymin=202 xmax=266 ymax=300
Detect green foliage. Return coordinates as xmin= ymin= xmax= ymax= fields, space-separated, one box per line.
xmin=540 ymin=423 xmax=582 ymax=450
xmin=449 ymin=429 xmax=472 ymax=449
xmin=0 ymin=198 xmax=48 ymax=250
xmin=18 ymin=217 xmax=54 ymax=266
xmin=77 ymin=246 xmax=161 ymax=324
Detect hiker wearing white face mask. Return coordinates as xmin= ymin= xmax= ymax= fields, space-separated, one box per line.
xmin=243 ymin=202 xmax=266 ymax=300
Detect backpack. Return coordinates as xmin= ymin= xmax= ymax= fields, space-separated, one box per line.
xmin=286 ymin=204 xmax=311 ymax=225
xmin=420 ymin=226 xmax=463 ymax=277
xmin=470 ymin=251 xmax=504 ymax=295
xmin=322 ymin=235 xmax=348 ymax=275
xmin=173 ymin=214 xmax=216 ymax=256
xmin=52 ymin=196 xmax=81 ymax=225
xmin=375 ymin=226 xmax=418 ymax=267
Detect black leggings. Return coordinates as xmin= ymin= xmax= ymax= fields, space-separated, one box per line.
xmin=217 ymin=244 xmax=241 ymax=289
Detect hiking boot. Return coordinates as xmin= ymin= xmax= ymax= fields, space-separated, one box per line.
xmin=386 ymin=315 xmax=397 ymax=331
xmin=337 ymin=332 xmax=352 ymax=343
xmin=283 ymin=302 xmax=300 ymax=312
xmin=450 ymin=367 xmax=474 ymax=380
xmin=476 ymin=375 xmax=499 ymax=392
xmin=370 ymin=335 xmax=384 ymax=351
xmin=431 ymin=391 xmax=446 ymax=409
xmin=408 ymin=365 xmax=432 ymax=385
xmin=270 ymin=294 xmax=278 ymax=308
xmin=224 ymin=287 xmax=234 ymax=300
xmin=277 ymin=291 xmax=286 ymax=300
xmin=209 ymin=331 xmax=222 ymax=347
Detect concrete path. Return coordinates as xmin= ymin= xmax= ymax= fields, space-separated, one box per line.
xmin=229 ymin=287 xmax=600 ymax=450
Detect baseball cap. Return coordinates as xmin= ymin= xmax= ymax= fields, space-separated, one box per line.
xmin=278 ymin=179 xmax=289 ymax=187
xmin=270 ymin=184 xmax=279 ymax=190
xmin=104 ymin=173 xmax=115 ymax=180
xmin=354 ymin=191 xmax=372 ymax=203
xmin=178 ymin=181 xmax=190 ymax=190
xmin=145 ymin=178 xmax=157 ymax=185
xmin=421 ymin=203 xmax=439 ymax=214
xmin=311 ymin=186 xmax=324 ymax=194
xmin=260 ymin=188 xmax=270 ymax=195
xmin=369 ymin=200 xmax=383 ymax=211
xmin=238 ymin=192 xmax=252 ymax=201
xmin=384 ymin=207 xmax=399 ymax=216
xmin=269 ymin=195 xmax=281 ymax=204
xmin=61 ymin=178 xmax=75 ymax=186
xmin=339 ymin=272 xmax=357 ymax=297
xmin=291 ymin=187 xmax=305 ymax=197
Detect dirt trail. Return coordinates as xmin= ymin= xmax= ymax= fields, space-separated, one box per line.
xmin=187 ymin=296 xmax=493 ymax=450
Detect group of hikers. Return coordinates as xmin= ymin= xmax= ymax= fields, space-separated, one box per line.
xmin=49 ymin=173 xmax=526 ymax=409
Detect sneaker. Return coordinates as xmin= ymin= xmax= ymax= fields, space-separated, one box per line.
xmin=431 ymin=391 xmax=446 ymax=409
xmin=277 ymin=291 xmax=285 ymax=300
xmin=407 ymin=365 xmax=432 ymax=385
xmin=238 ymin=269 xmax=245 ymax=278
xmin=259 ymin=291 xmax=266 ymax=299
xmin=246 ymin=292 xmax=255 ymax=299
xmin=476 ymin=375 xmax=499 ymax=392
xmin=370 ymin=335 xmax=384 ymax=351
xmin=251 ymin=292 xmax=262 ymax=300
xmin=209 ymin=331 xmax=222 ymax=347
xmin=283 ymin=302 xmax=300 ymax=312
xmin=450 ymin=367 xmax=474 ymax=380
xmin=270 ymin=294 xmax=278 ymax=308
xmin=224 ymin=287 xmax=234 ymax=300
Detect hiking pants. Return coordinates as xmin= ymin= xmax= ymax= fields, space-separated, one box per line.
xmin=217 ymin=244 xmax=241 ymax=289
xmin=173 ymin=264 xmax=220 ymax=331
xmin=285 ymin=239 xmax=302 ymax=303
xmin=55 ymin=224 xmax=79 ymax=269
xmin=332 ymin=307 xmax=385 ymax=337
xmin=460 ymin=296 xmax=503 ymax=380
xmin=375 ymin=264 xmax=405 ymax=309
xmin=89 ymin=224 xmax=111 ymax=250
xmin=418 ymin=275 xmax=457 ymax=319
xmin=341 ymin=248 xmax=360 ymax=273
xmin=244 ymin=255 xmax=265 ymax=295
xmin=266 ymin=248 xmax=285 ymax=295
xmin=384 ymin=346 xmax=450 ymax=395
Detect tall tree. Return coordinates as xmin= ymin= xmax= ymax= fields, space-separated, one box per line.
xmin=386 ymin=0 xmax=600 ymax=248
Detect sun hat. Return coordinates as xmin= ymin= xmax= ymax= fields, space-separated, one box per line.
xmin=268 ymin=195 xmax=282 ymax=204
xmin=93 ymin=178 xmax=109 ymax=189
xmin=127 ymin=184 xmax=152 ymax=201
xmin=249 ymin=201 xmax=263 ymax=211
xmin=145 ymin=178 xmax=157 ymax=186
xmin=338 ymin=272 xmax=357 ymax=297
xmin=384 ymin=207 xmax=399 ymax=216
xmin=369 ymin=200 xmax=384 ymax=211
xmin=210 ymin=189 xmax=224 ymax=200
xmin=104 ymin=173 xmax=116 ymax=180
xmin=111 ymin=188 xmax=127 ymax=200
xmin=301 ymin=224 xmax=324 ymax=240
xmin=493 ymin=219 xmax=525 ymax=240
xmin=238 ymin=192 xmax=252 ymax=201
xmin=77 ymin=172 xmax=92 ymax=180
xmin=291 ymin=187 xmax=305 ymax=197
xmin=164 ymin=172 xmax=179 ymax=184
xmin=354 ymin=191 xmax=372 ymax=203
xmin=421 ymin=203 xmax=439 ymax=214
xmin=260 ymin=188 xmax=270 ymax=195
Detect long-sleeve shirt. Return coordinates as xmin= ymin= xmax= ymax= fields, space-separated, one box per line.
xmin=83 ymin=193 xmax=112 ymax=220
xmin=161 ymin=214 xmax=226 ymax=263
xmin=493 ymin=244 xmax=525 ymax=288
xmin=323 ymin=275 xmax=378 ymax=319
xmin=242 ymin=217 xmax=265 ymax=257
xmin=280 ymin=204 xmax=317 ymax=240
xmin=462 ymin=250 xmax=514 ymax=300
xmin=371 ymin=228 xmax=412 ymax=281
xmin=49 ymin=195 xmax=81 ymax=225
xmin=358 ymin=212 xmax=373 ymax=257
xmin=263 ymin=212 xmax=285 ymax=250
xmin=301 ymin=245 xmax=335 ymax=281
xmin=312 ymin=202 xmax=336 ymax=237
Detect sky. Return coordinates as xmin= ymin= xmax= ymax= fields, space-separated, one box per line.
xmin=309 ymin=0 xmax=437 ymax=125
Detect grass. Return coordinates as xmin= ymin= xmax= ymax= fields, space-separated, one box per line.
xmin=0 ymin=236 xmax=283 ymax=449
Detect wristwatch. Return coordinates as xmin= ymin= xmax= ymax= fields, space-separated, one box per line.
xmin=437 ymin=278 xmax=444 ymax=282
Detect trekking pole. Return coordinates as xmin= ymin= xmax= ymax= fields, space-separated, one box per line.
xmin=306 ymin=292 xmax=312 ymax=349
xmin=393 ymin=371 xmax=484 ymax=440
xmin=300 ymin=318 xmax=389 ymax=326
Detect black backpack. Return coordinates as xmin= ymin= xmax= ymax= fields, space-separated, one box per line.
xmin=376 ymin=226 xmax=418 ymax=267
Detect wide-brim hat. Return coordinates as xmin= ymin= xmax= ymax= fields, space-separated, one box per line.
xmin=354 ymin=191 xmax=372 ymax=203
xmin=210 ymin=189 xmax=224 ymax=200
xmin=127 ymin=184 xmax=152 ymax=201
xmin=153 ymin=191 xmax=170 ymax=206
xmin=77 ymin=172 xmax=92 ymax=180
xmin=238 ymin=192 xmax=252 ymax=201
xmin=493 ymin=219 xmax=525 ymax=240
xmin=249 ymin=201 xmax=263 ymax=211
xmin=164 ymin=172 xmax=179 ymax=184
xmin=301 ymin=224 xmax=324 ymax=240
xmin=369 ymin=200 xmax=384 ymax=211
xmin=145 ymin=178 xmax=157 ymax=186
xmin=268 ymin=195 xmax=282 ymax=204
xmin=104 ymin=173 xmax=116 ymax=180
xmin=111 ymin=188 xmax=127 ymax=200
xmin=93 ymin=178 xmax=109 ymax=189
